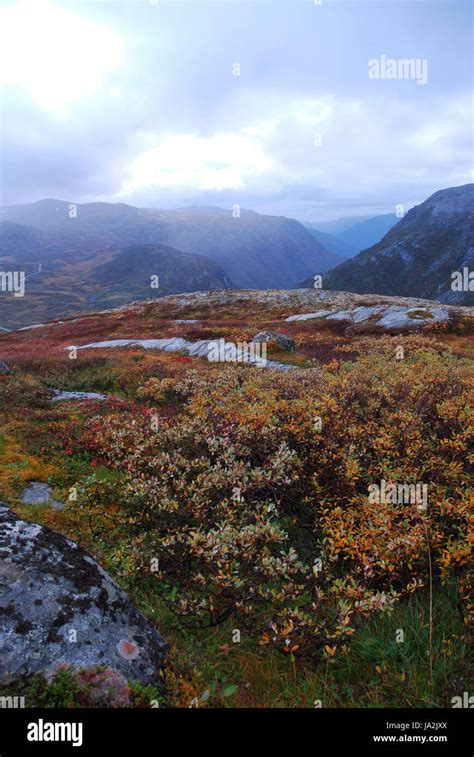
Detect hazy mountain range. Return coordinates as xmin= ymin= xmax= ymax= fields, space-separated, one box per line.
xmin=0 ymin=200 xmax=339 ymax=327
xmin=0 ymin=185 xmax=472 ymax=328
xmin=304 ymin=213 xmax=398 ymax=258
xmin=0 ymin=199 xmax=343 ymax=284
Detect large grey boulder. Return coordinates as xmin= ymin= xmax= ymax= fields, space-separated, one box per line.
xmin=0 ymin=503 xmax=168 ymax=688
xmin=252 ymin=331 xmax=296 ymax=352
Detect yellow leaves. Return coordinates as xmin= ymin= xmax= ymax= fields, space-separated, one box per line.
xmin=0 ymin=427 xmax=56 ymax=499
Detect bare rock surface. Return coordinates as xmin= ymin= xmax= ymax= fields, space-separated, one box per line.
xmin=285 ymin=303 xmax=453 ymax=330
xmin=0 ymin=503 xmax=168 ymax=688
xmin=67 ymin=336 xmax=294 ymax=371
xmin=51 ymin=389 xmax=112 ymax=402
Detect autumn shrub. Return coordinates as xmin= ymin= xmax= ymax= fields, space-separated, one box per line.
xmin=75 ymin=345 xmax=473 ymax=657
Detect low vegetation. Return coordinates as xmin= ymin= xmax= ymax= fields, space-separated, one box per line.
xmin=0 ymin=298 xmax=472 ymax=707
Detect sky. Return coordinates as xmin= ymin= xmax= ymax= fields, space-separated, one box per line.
xmin=0 ymin=0 xmax=472 ymax=221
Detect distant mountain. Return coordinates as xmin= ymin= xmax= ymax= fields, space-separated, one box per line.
xmin=148 ymin=208 xmax=341 ymax=288
xmin=92 ymin=243 xmax=234 ymax=305
xmin=1 ymin=200 xmax=342 ymax=289
xmin=337 ymin=214 xmax=398 ymax=252
xmin=307 ymin=213 xmax=398 ymax=256
xmin=0 ymin=221 xmax=234 ymax=328
xmin=309 ymin=216 xmax=373 ymax=236
xmin=304 ymin=226 xmax=355 ymax=259
xmin=318 ymin=185 xmax=474 ymax=305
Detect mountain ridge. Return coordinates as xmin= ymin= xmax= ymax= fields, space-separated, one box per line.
xmin=0 ymin=199 xmax=342 ymax=288
xmin=306 ymin=184 xmax=474 ymax=305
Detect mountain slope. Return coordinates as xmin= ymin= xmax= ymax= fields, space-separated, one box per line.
xmin=91 ymin=244 xmax=234 ymax=305
xmin=149 ymin=208 xmax=339 ymax=288
xmin=308 ymin=216 xmax=373 ymax=236
xmin=306 ymin=213 xmax=398 ymax=256
xmin=0 ymin=222 xmax=234 ymax=329
xmin=1 ymin=201 xmax=342 ymax=289
xmin=320 ymin=185 xmax=474 ymax=304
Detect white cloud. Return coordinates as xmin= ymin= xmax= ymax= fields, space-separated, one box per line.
xmin=114 ymin=90 xmax=472 ymax=219
xmin=0 ymin=0 xmax=123 ymax=112
xmin=120 ymin=131 xmax=275 ymax=194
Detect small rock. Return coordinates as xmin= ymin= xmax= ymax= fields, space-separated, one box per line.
xmin=252 ymin=331 xmax=296 ymax=352
xmin=0 ymin=362 xmax=10 ymax=375
xmin=20 ymin=482 xmax=65 ymax=510
xmin=51 ymin=390 xmax=111 ymax=402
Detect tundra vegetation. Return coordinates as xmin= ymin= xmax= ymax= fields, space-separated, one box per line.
xmin=0 ymin=295 xmax=472 ymax=707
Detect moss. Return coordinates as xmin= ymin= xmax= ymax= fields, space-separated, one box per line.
xmin=407 ymin=309 xmax=434 ymax=319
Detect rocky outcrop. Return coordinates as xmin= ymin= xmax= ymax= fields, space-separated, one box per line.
xmin=285 ymin=304 xmax=452 ymax=331
xmin=66 ymin=337 xmax=295 ymax=371
xmin=51 ymin=390 xmax=113 ymax=402
xmin=0 ymin=503 xmax=168 ymax=688
xmin=252 ymin=331 xmax=296 ymax=351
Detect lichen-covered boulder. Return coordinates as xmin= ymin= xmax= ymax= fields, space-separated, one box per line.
xmin=252 ymin=331 xmax=296 ymax=352
xmin=0 ymin=504 xmax=168 ymax=689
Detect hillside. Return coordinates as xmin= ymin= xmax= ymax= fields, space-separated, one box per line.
xmin=0 ymin=222 xmax=234 ymax=329
xmin=0 ymin=288 xmax=472 ymax=708
xmin=337 ymin=213 xmax=398 ymax=252
xmin=303 ymin=226 xmax=354 ymax=260
xmin=0 ymin=200 xmax=342 ymax=292
xmin=312 ymin=185 xmax=474 ymax=304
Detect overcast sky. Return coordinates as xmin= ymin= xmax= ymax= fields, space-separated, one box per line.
xmin=0 ymin=0 xmax=472 ymax=221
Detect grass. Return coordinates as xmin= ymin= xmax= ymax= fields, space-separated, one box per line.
xmin=121 ymin=577 xmax=470 ymax=708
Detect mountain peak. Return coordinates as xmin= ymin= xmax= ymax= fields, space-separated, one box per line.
xmin=322 ymin=184 xmax=474 ymax=305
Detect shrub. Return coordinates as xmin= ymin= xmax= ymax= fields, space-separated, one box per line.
xmin=74 ymin=346 xmax=472 ymax=657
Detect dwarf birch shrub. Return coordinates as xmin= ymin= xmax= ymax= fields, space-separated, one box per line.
xmin=76 ymin=347 xmax=472 ymax=656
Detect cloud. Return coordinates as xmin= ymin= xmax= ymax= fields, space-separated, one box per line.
xmin=120 ymin=131 xmax=275 ymax=194
xmin=0 ymin=0 xmax=122 ymax=112
xmin=112 ymin=90 xmax=472 ymax=220
xmin=0 ymin=0 xmax=472 ymax=219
